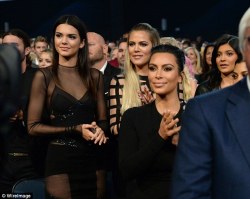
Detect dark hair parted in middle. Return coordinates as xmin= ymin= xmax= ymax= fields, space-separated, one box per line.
xmin=211 ymin=34 xmax=242 ymax=67
xmin=51 ymin=15 xmax=97 ymax=97
xmin=210 ymin=34 xmax=243 ymax=88
xmin=150 ymin=44 xmax=185 ymax=73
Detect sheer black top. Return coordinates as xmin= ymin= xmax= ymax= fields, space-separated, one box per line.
xmin=27 ymin=66 xmax=107 ymax=137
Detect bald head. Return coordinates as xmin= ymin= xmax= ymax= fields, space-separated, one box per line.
xmin=87 ymin=32 xmax=108 ymax=69
xmin=87 ymin=32 xmax=106 ymax=45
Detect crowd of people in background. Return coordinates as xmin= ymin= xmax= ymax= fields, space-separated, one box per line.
xmin=0 ymin=6 xmax=250 ymax=199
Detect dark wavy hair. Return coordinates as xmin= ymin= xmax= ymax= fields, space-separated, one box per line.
xmin=2 ymin=28 xmax=31 ymax=66
xmin=51 ymin=15 xmax=95 ymax=96
xmin=209 ymin=34 xmax=243 ymax=89
xmin=200 ymin=42 xmax=215 ymax=81
xmin=202 ymin=43 xmax=215 ymax=73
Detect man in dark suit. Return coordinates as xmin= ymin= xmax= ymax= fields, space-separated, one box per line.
xmin=171 ymin=7 xmax=250 ymax=199
xmin=87 ymin=32 xmax=121 ymax=199
xmin=87 ymin=32 xmax=121 ymax=94
xmin=0 ymin=29 xmax=40 ymax=192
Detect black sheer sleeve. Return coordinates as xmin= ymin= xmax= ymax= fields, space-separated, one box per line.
xmin=27 ymin=69 xmax=66 ymax=135
xmin=90 ymin=68 xmax=108 ymax=133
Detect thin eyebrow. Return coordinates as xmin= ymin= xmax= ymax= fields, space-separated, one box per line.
xmin=68 ymin=34 xmax=77 ymax=36
xmin=162 ymin=64 xmax=175 ymax=68
xmin=218 ymin=49 xmax=235 ymax=54
xmin=55 ymin=32 xmax=77 ymax=36
xmin=149 ymin=63 xmax=175 ymax=67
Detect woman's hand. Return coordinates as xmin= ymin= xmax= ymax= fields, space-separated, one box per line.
xmin=9 ymin=109 xmax=23 ymax=122
xmin=158 ymin=110 xmax=181 ymax=145
xmin=90 ymin=122 xmax=108 ymax=145
xmin=80 ymin=122 xmax=108 ymax=145
xmin=138 ymin=85 xmax=155 ymax=105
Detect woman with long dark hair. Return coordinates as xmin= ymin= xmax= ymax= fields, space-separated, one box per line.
xmin=195 ymin=34 xmax=243 ymax=96
xmin=119 ymin=44 xmax=186 ymax=199
xmin=27 ymin=15 xmax=108 ymax=198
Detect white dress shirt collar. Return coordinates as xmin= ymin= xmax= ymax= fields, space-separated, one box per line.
xmin=100 ymin=61 xmax=108 ymax=74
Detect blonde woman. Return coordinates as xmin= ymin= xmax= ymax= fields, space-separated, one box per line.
xmin=108 ymin=23 xmax=159 ymax=198
xmin=185 ymin=46 xmax=203 ymax=83
xmin=109 ymin=23 xmax=160 ymax=136
xmin=38 ymin=49 xmax=53 ymax=68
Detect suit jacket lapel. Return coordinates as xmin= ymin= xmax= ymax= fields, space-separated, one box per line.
xmin=226 ymin=78 xmax=250 ymax=167
xmin=104 ymin=64 xmax=111 ymax=76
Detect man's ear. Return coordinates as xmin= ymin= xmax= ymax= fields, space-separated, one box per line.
xmin=103 ymin=43 xmax=108 ymax=54
xmin=25 ymin=47 xmax=31 ymax=56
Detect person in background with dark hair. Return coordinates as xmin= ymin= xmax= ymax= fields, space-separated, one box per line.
xmin=199 ymin=42 xmax=215 ymax=83
xmin=180 ymin=38 xmax=191 ymax=50
xmin=117 ymin=37 xmax=128 ymax=69
xmin=232 ymin=60 xmax=248 ymax=82
xmin=171 ymin=7 xmax=250 ymax=199
xmin=119 ymin=44 xmax=186 ymax=199
xmin=0 ymin=29 xmax=40 ymax=192
xmin=195 ymin=34 xmax=243 ymax=96
xmin=0 ymin=44 xmax=21 ymax=192
xmin=27 ymin=15 xmax=108 ymax=198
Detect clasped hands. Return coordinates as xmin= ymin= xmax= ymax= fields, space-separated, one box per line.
xmin=158 ymin=110 xmax=181 ymax=146
xmin=9 ymin=109 xmax=23 ymax=122
xmin=138 ymin=85 xmax=155 ymax=105
xmin=80 ymin=122 xmax=108 ymax=145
